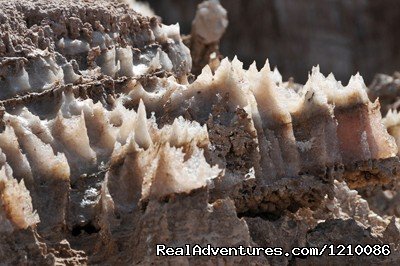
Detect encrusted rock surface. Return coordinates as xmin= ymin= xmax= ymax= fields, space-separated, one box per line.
xmin=369 ymin=72 xmax=400 ymax=114
xmin=1 ymin=0 xmax=400 ymax=265
xmin=149 ymin=0 xmax=400 ymax=84
xmin=0 ymin=0 xmax=191 ymax=99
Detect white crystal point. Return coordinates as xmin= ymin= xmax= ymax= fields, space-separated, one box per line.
xmin=135 ymin=99 xmax=153 ymax=150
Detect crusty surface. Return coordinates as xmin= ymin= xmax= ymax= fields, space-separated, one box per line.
xmin=1 ymin=1 xmax=400 ymax=265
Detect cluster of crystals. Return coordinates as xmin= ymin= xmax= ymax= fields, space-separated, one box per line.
xmin=0 ymin=0 xmax=191 ymax=99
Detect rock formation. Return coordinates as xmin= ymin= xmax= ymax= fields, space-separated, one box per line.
xmin=1 ymin=0 xmax=400 ymax=265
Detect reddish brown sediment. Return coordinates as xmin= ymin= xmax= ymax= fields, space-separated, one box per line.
xmin=334 ymin=102 xmax=398 ymax=188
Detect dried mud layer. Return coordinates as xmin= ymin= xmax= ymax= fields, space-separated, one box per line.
xmin=1 ymin=0 xmax=400 ymax=265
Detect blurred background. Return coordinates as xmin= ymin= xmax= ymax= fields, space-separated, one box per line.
xmin=147 ymin=0 xmax=400 ymax=84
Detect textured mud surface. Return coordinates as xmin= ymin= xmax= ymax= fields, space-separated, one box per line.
xmin=1 ymin=0 xmax=400 ymax=265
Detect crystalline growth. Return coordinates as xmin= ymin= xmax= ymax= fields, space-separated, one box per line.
xmin=0 ymin=163 xmax=39 ymax=232
xmin=51 ymin=55 xmax=397 ymax=217
xmin=306 ymin=67 xmax=399 ymax=188
xmin=0 ymin=0 xmax=192 ymax=100
xmin=1 ymin=0 xmax=400 ymax=264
